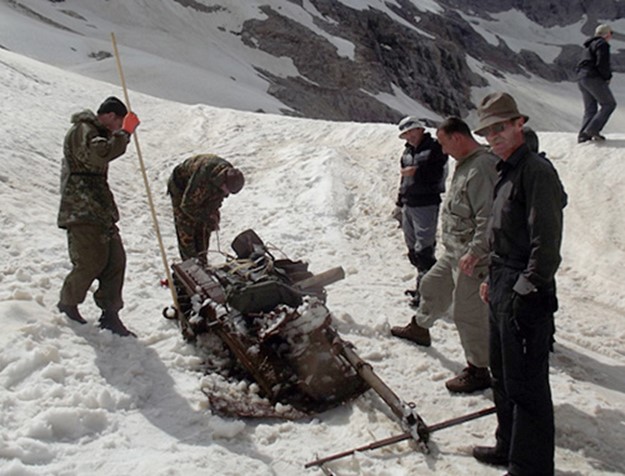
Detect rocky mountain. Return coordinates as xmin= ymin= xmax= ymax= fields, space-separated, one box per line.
xmin=236 ymin=0 xmax=625 ymax=122
xmin=2 ymin=0 xmax=624 ymax=129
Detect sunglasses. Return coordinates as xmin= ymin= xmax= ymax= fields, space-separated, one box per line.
xmin=479 ymin=118 xmax=518 ymax=137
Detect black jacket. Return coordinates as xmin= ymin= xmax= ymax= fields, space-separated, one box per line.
xmin=396 ymin=133 xmax=448 ymax=207
xmin=489 ymin=144 xmax=567 ymax=291
xmin=576 ymin=36 xmax=612 ymax=81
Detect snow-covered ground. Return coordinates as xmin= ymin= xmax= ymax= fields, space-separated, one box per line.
xmin=1 ymin=44 xmax=625 ymax=475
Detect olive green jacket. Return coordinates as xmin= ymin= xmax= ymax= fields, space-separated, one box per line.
xmin=57 ymin=110 xmax=129 ymax=229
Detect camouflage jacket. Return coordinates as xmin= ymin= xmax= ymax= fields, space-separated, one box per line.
xmin=57 ymin=110 xmax=130 ymax=229
xmin=167 ymin=154 xmax=233 ymax=226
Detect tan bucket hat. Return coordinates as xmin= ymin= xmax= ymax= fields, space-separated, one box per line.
xmin=474 ymin=92 xmax=529 ymax=136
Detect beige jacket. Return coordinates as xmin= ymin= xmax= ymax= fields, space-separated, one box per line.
xmin=440 ymin=146 xmax=498 ymax=262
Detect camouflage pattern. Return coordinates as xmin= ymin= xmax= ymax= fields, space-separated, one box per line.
xmin=168 ymin=154 xmax=233 ymax=261
xmin=59 ymin=224 xmax=126 ymax=311
xmin=57 ymin=109 xmax=130 ymax=312
xmin=57 ymin=110 xmax=130 ymax=229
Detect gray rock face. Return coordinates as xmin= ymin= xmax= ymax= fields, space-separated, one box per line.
xmin=240 ymin=2 xmax=484 ymax=122
xmin=232 ymin=0 xmax=625 ymax=123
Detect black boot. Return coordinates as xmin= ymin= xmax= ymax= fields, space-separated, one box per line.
xmin=57 ymin=303 xmax=87 ymax=324
xmin=99 ymin=310 xmax=136 ymax=337
xmin=473 ymin=445 xmax=509 ymax=467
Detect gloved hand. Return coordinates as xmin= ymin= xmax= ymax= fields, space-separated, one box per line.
xmin=122 ymin=112 xmax=140 ymax=134
xmin=392 ymin=206 xmax=403 ymax=228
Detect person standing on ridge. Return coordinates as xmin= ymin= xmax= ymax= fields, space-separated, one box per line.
xmin=168 ymin=154 xmax=244 ymax=262
xmin=392 ymin=117 xmax=497 ymax=394
xmin=57 ymin=96 xmax=140 ymax=337
xmin=393 ymin=116 xmax=448 ymax=308
xmin=576 ymin=24 xmax=617 ymax=143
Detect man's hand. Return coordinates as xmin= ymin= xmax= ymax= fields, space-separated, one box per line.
xmin=392 ymin=206 xmax=403 ymax=228
xmin=400 ymin=166 xmax=417 ymax=177
xmin=122 ymin=112 xmax=140 ymax=134
xmin=208 ymin=210 xmax=221 ymax=231
xmin=459 ymin=253 xmax=479 ymax=276
xmin=479 ymin=281 xmax=489 ymax=304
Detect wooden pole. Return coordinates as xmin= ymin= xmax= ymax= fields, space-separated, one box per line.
xmin=110 ymin=32 xmax=181 ymax=318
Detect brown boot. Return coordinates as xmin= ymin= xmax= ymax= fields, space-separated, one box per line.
xmin=57 ymin=303 xmax=87 ymax=324
xmin=445 ymin=364 xmax=491 ymax=393
xmin=99 ymin=310 xmax=136 ymax=337
xmin=391 ymin=318 xmax=431 ymax=346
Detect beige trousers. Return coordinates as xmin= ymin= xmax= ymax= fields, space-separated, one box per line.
xmin=414 ymin=253 xmax=489 ymax=368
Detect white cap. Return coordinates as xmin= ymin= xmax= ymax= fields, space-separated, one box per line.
xmin=398 ymin=116 xmax=426 ymax=137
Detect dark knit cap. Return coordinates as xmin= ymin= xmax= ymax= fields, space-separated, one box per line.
xmin=97 ymin=96 xmax=128 ymax=117
xmin=225 ymin=168 xmax=245 ymax=194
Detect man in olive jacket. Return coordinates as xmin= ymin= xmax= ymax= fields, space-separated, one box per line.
xmin=168 ymin=154 xmax=244 ymax=262
xmin=392 ymin=117 xmax=497 ymax=394
xmin=57 ymin=96 xmax=140 ymax=337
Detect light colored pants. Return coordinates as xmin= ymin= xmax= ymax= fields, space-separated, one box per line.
xmin=414 ymin=253 xmax=489 ymax=367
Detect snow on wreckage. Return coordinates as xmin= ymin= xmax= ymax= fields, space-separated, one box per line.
xmin=165 ymin=229 xmax=494 ymax=471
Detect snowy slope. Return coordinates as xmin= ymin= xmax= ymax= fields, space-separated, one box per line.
xmin=1 ymin=47 xmax=624 ymax=475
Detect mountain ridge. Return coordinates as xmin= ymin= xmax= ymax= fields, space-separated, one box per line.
xmin=1 ymin=0 xmax=624 ymax=130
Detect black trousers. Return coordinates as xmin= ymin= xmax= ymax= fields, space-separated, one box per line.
xmin=488 ymin=264 xmax=556 ymax=476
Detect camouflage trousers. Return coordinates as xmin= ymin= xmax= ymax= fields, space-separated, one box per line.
xmin=171 ymin=205 xmax=212 ymax=262
xmin=59 ymin=224 xmax=126 ymax=312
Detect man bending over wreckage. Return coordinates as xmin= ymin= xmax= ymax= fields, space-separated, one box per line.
xmin=168 ymin=154 xmax=244 ymax=262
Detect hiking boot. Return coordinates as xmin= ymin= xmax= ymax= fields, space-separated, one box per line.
xmin=445 ymin=364 xmax=491 ymax=393
xmin=99 ymin=310 xmax=136 ymax=337
xmin=472 ymin=445 xmax=509 ymax=467
xmin=591 ymin=133 xmax=606 ymax=141
xmin=391 ymin=319 xmax=431 ymax=346
xmin=57 ymin=303 xmax=87 ymax=324
xmin=577 ymin=132 xmax=591 ymax=143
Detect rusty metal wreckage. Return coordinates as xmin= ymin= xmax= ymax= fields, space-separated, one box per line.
xmin=164 ymin=230 xmax=495 ymax=473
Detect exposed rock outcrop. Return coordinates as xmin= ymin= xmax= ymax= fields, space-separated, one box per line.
xmin=240 ymin=2 xmax=484 ymax=121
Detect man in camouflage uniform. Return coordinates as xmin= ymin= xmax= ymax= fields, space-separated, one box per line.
xmin=57 ymin=96 xmax=140 ymax=337
xmin=392 ymin=117 xmax=497 ymax=394
xmin=168 ymin=154 xmax=244 ymax=262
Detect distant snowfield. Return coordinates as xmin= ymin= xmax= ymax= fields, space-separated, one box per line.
xmin=2 ymin=0 xmax=625 ymax=132
xmin=1 ymin=46 xmax=624 ymax=475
